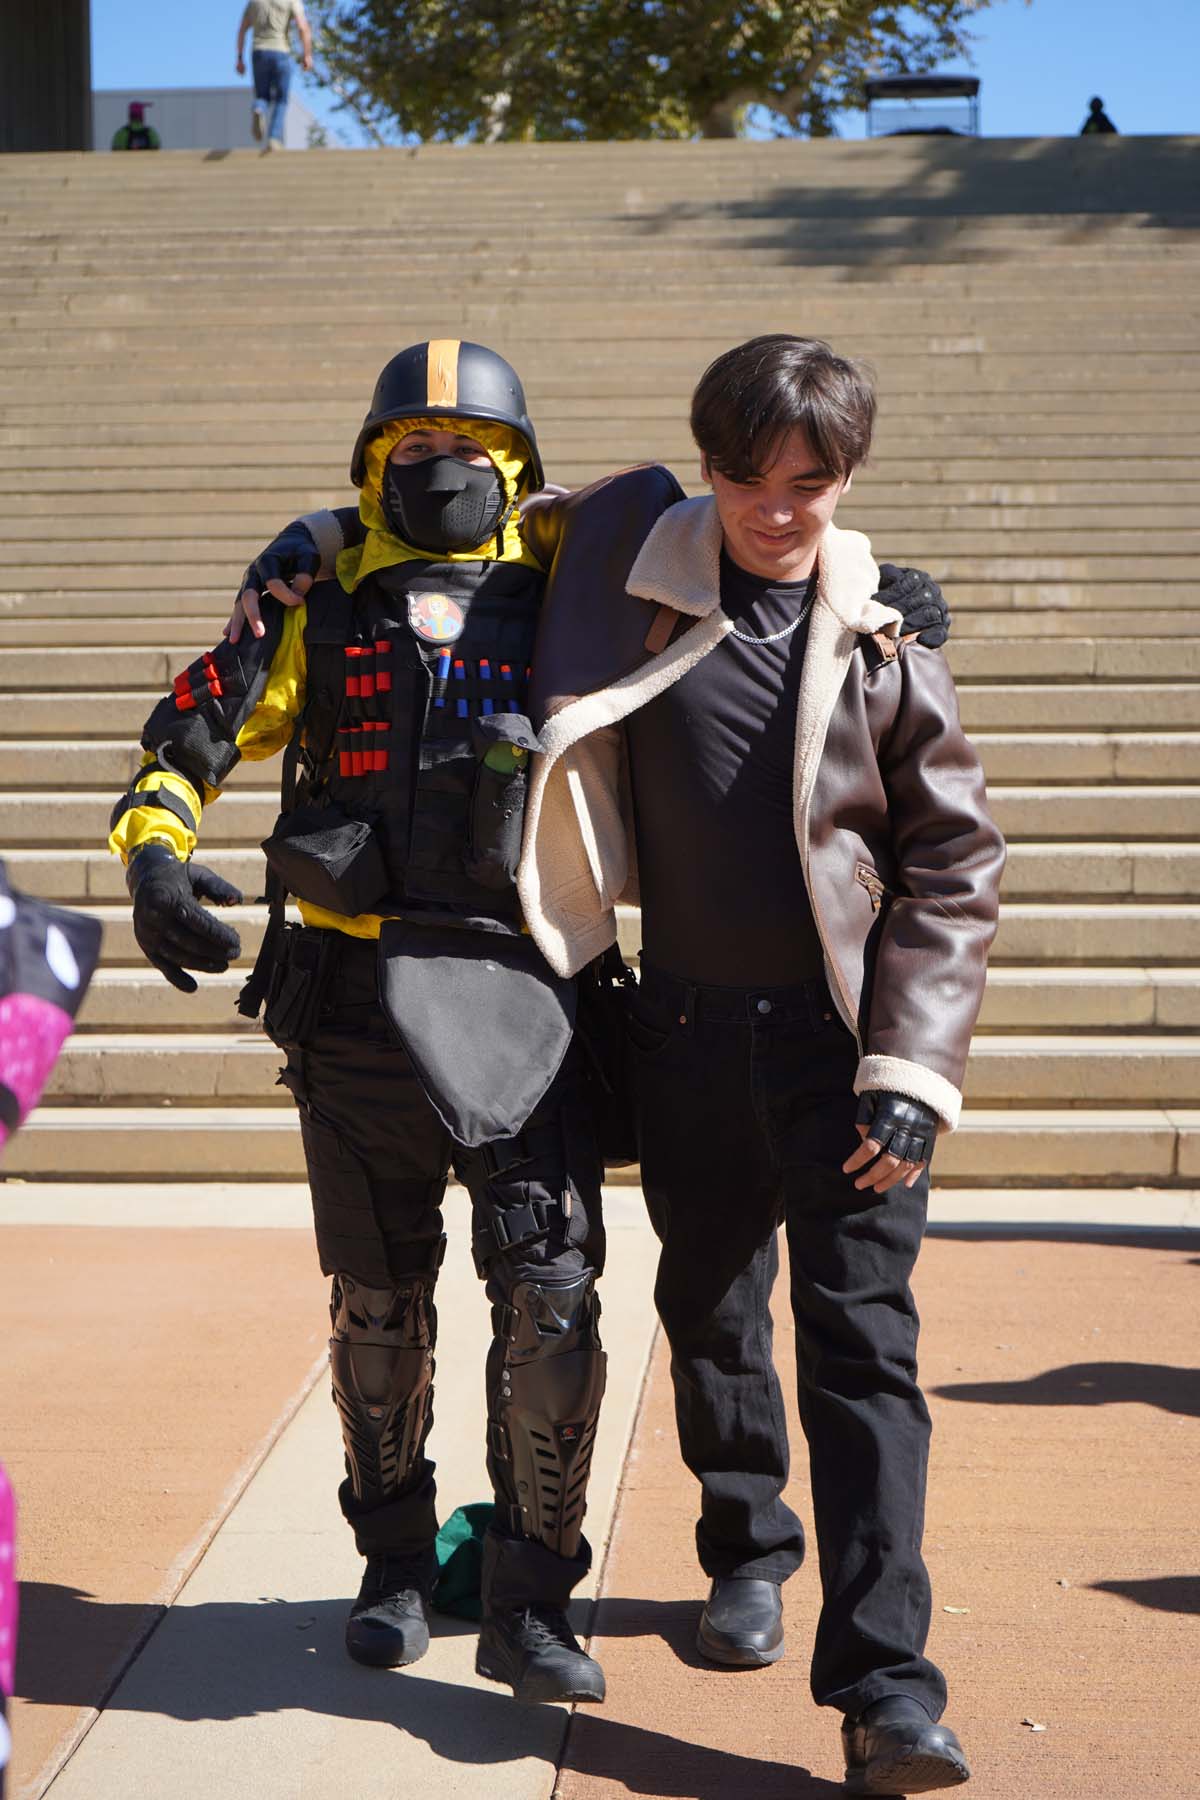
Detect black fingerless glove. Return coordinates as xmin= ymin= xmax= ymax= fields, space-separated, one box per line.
xmin=855 ymin=1090 xmax=939 ymax=1165
xmin=875 ymin=564 xmax=951 ymax=650
xmin=241 ymin=518 xmax=321 ymax=598
xmin=127 ymin=843 xmax=243 ymax=994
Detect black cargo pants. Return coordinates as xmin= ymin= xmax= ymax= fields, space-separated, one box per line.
xmin=272 ymin=928 xmax=606 ymax=1608
xmin=629 ymin=961 xmax=947 ymax=1722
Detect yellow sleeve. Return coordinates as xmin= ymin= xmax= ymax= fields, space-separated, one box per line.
xmin=108 ymin=606 xmax=308 ymax=864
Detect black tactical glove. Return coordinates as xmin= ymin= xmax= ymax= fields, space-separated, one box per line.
xmin=875 ymin=564 xmax=951 ymax=649
xmin=127 ymin=842 xmax=242 ymax=994
xmin=855 ymin=1090 xmax=939 ymax=1167
xmin=241 ymin=517 xmax=321 ymax=601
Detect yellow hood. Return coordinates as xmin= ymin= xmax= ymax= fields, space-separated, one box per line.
xmin=337 ymin=414 xmax=541 ymax=592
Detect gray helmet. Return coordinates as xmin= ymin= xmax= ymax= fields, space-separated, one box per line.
xmin=350 ymin=339 xmax=544 ymax=489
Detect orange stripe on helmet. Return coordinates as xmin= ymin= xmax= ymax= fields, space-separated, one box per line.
xmin=426 ymin=339 xmax=460 ymax=408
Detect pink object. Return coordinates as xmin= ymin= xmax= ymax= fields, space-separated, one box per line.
xmin=0 ymin=994 xmax=73 ymax=1147
xmin=0 ymin=1463 xmax=15 ymax=1698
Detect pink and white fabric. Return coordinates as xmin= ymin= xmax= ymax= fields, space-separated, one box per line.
xmin=0 ymin=861 xmax=101 ymax=1151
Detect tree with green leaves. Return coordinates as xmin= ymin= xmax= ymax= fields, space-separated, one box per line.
xmin=308 ymin=1 xmax=1010 ymax=143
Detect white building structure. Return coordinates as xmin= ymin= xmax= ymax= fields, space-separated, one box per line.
xmin=93 ymin=85 xmax=319 ymax=152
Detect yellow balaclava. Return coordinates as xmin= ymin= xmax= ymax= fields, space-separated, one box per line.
xmin=337 ymin=414 xmax=541 ymax=593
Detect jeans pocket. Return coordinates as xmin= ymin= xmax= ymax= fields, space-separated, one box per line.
xmin=626 ymin=992 xmax=676 ymax=1060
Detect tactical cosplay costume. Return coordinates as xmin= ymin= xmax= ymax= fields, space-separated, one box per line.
xmin=109 ymin=342 xmax=608 ymax=1701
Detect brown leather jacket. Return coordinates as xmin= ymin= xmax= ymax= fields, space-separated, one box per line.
xmin=518 ymin=466 xmax=1006 ymax=1132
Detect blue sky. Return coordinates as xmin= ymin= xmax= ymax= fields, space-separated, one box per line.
xmin=91 ymin=0 xmax=1197 ymax=146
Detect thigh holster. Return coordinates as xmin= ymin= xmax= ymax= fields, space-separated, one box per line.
xmin=488 ymin=1271 xmax=607 ymax=1560
xmin=329 ymin=1273 xmax=436 ymax=1507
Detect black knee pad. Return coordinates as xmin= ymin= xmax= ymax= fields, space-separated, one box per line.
xmin=329 ymin=1273 xmax=436 ymax=1507
xmin=489 ymin=1270 xmax=607 ymax=1560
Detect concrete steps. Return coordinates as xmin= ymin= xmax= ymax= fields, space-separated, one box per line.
xmin=7 ymin=731 xmax=1200 ymax=788
xmin=10 ymin=840 xmax=1200 ymax=904
xmin=5 ymin=1105 xmax=1197 ymax=1188
xmin=37 ymin=1030 xmax=1200 ymax=1108
xmin=1 ymin=135 xmax=1198 ymax=1203
xmin=59 ymin=965 xmax=1200 ymax=1035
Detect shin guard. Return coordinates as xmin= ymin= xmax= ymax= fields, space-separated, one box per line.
xmin=488 ymin=1272 xmax=606 ymax=1560
xmin=329 ymin=1273 xmax=435 ymax=1507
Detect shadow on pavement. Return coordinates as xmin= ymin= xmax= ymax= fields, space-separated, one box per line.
xmin=933 ymin=1360 xmax=1200 ymax=1418
xmin=563 ymin=1707 xmax=838 ymax=1799
xmin=927 ymin=1227 xmax=1200 ymax=1252
xmin=1090 ymin=1576 xmax=1200 ymax=1616
xmin=15 ymin=1583 xmax=836 ymax=1794
xmin=590 ymin=1596 xmax=712 ymax=1669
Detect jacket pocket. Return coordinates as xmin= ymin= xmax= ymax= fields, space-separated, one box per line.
xmin=464 ymin=713 xmax=540 ymax=891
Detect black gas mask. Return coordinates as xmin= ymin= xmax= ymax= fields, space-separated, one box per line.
xmin=381 ymin=453 xmax=511 ymax=555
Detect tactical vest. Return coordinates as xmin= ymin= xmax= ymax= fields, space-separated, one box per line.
xmin=297 ymin=556 xmax=543 ymax=928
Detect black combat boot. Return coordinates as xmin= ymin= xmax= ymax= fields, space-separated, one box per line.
xmin=476 ymin=1601 xmax=606 ymax=1705
xmin=475 ymin=1529 xmax=605 ymax=1704
xmin=345 ymin=1548 xmax=437 ymax=1668
xmin=842 ymin=1695 xmax=970 ymax=1794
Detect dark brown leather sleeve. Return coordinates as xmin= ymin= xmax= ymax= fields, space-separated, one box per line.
xmin=863 ymin=645 xmax=1007 ymax=1092
xmin=527 ymin=464 xmax=686 ymax=726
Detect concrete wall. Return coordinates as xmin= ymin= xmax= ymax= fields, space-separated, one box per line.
xmin=0 ymin=0 xmax=92 ymax=152
xmin=94 ymin=86 xmax=319 ymax=153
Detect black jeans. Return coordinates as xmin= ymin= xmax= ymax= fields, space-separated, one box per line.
xmin=630 ymin=961 xmax=946 ymax=1720
xmin=276 ymin=931 xmax=605 ymax=1604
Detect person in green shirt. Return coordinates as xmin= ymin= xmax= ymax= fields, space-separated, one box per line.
xmin=111 ymin=102 xmax=160 ymax=151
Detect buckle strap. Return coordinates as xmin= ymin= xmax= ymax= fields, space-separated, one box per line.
xmin=473 ymin=1199 xmax=550 ymax=1267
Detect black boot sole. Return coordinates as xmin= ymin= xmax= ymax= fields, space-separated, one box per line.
xmin=345 ymin=1620 xmax=431 ymax=1669
xmin=695 ymin=1619 xmax=785 ymax=1668
xmin=844 ymin=1746 xmax=971 ymax=1795
xmin=475 ymin=1646 xmax=607 ymax=1706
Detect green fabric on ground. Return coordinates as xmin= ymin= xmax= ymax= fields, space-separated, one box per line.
xmin=431 ymin=1502 xmax=494 ymax=1619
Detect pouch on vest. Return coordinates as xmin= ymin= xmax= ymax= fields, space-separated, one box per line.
xmin=464 ymin=713 xmax=539 ymax=892
xmin=261 ymin=922 xmax=337 ymax=1049
xmin=378 ymin=919 xmax=576 ymax=1147
xmin=260 ymin=804 xmax=389 ymax=917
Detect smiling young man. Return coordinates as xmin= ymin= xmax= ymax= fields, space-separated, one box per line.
xmin=513 ymin=336 xmax=1006 ymax=1792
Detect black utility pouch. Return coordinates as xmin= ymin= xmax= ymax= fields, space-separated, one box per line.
xmin=261 ymin=803 xmax=389 ymax=917
xmin=262 ymin=923 xmax=338 ymax=1048
xmin=464 ymin=713 xmax=540 ymax=891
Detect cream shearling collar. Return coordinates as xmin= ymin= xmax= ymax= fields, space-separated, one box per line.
xmin=626 ymin=492 xmax=901 ymax=636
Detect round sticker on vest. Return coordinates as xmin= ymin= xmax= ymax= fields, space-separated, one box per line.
xmin=407 ymin=593 xmax=465 ymax=643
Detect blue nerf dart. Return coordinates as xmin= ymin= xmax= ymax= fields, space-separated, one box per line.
xmin=479 ymin=658 xmax=494 ymax=715
xmin=500 ymin=662 xmax=517 ymax=713
xmin=454 ymin=657 xmax=468 ymax=718
xmin=433 ymin=647 xmax=450 ymax=707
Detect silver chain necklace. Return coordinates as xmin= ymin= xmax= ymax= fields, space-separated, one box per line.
xmin=728 ymin=590 xmax=815 ymax=645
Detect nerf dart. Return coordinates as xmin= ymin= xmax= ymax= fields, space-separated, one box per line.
xmin=433 ymin=646 xmax=451 ymax=708
xmin=500 ymin=663 xmax=517 ymax=713
xmin=454 ymin=658 xmax=468 ymax=719
xmin=479 ymin=658 xmax=494 ymax=715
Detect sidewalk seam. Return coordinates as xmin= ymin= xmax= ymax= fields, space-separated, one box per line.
xmin=551 ymin=1315 xmax=663 ymax=1800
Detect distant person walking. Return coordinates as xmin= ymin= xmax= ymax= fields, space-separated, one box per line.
xmin=1080 ymin=96 xmax=1118 ymax=134
xmin=236 ymin=1 xmax=313 ymax=152
xmin=111 ymin=100 xmax=160 ymax=150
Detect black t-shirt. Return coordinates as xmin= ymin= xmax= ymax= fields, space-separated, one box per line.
xmin=627 ymin=550 xmax=826 ymax=987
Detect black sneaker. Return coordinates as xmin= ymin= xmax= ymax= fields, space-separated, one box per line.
xmin=842 ymin=1696 xmax=970 ymax=1794
xmin=345 ymin=1551 xmax=435 ymax=1668
xmin=476 ymin=1604 xmax=606 ymax=1705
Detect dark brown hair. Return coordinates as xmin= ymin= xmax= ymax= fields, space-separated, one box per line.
xmin=690 ymin=335 xmax=876 ymax=482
